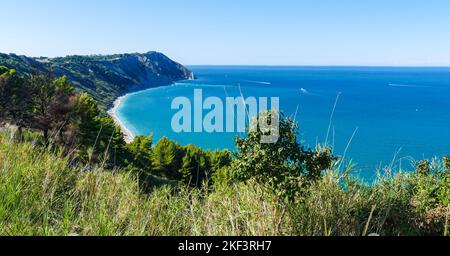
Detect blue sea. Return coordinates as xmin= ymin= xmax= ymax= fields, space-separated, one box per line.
xmin=116 ymin=66 xmax=450 ymax=181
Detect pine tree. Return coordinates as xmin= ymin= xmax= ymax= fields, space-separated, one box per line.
xmin=0 ymin=67 xmax=33 ymax=136
xmin=152 ymin=137 xmax=183 ymax=179
xmin=179 ymin=145 xmax=209 ymax=187
xmin=28 ymin=74 xmax=76 ymax=143
xmin=126 ymin=135 xmax=153 ymax=173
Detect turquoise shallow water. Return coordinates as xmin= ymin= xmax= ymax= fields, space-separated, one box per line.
xmin=116 ymin=66 xmax=450 ymax=181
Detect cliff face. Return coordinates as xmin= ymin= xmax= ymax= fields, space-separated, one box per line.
xmin=0 ymin=52 xmax=194 ymax=108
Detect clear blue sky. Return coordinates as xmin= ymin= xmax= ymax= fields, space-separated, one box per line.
xmin=1 ymin=0 xmax=450 ymax=66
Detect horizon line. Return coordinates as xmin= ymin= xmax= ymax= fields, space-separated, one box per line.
xmin=186 ymin=64 xmax=450 ymax=68
xmin=3 ymin=51 xmax=450 ymax=68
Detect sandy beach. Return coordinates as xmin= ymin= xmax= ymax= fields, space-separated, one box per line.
xmin=107 ymin=95 xmax=135 ymax=143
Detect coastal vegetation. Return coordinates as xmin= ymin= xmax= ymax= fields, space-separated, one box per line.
xmin=0 ymin=66 xmax=449 ymax=236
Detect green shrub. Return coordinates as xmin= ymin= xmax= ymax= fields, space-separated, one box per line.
xmin=233 ymin=111 xmax=336 ymax=201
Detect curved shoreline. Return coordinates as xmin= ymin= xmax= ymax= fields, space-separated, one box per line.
xmin=107 ymin=75 xmax=195 ymax=144
xmin=106 ymin=83 xmax=185 ymax=144
xmin=107 ymin=95 xmax=135 ymax=143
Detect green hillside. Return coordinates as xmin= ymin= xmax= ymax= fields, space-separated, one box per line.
xmin=0 ymin=52 xmax=193 ymax=109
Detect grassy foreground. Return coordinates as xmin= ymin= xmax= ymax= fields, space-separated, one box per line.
xmin=0 ymin=133 xmax=448 ymax=236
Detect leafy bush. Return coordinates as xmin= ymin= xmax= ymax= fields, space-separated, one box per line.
xmin=233 ymin=111 xmax=336 ymax=200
